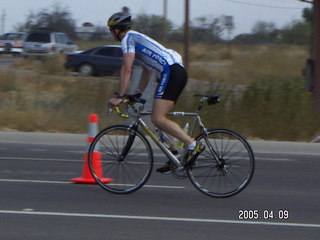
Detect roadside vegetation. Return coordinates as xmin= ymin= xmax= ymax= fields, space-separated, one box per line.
xmin=1 ymin=4 xmax=318 ymax=141
xmin=0 ymin=43 xmax=319 ymax=142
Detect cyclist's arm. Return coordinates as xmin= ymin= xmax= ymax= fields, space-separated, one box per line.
xmin=136 ymin=66 xmax=152 ymax=94
xmin=108 ymin=52 xmax=135 ymax=108
xmin=118 ymin=52 xmax=135 ymax=97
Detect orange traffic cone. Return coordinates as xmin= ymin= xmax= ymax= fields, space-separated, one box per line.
xmin=71 ymin=114 xmax=112 ymax=184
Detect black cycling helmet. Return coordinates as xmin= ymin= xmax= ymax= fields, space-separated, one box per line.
xmin=107 ymin=12 xmax=131 ymax=30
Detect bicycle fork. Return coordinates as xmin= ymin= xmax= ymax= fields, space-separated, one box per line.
xmin=119 ymin=124 xmax=138 ymax=161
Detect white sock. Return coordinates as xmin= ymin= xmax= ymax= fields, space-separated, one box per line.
xmin=188 ymin=141 xmax=196 ymax=150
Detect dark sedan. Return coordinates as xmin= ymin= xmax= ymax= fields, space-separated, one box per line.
xmin=65 ymin=45 xmax=123 ymax=76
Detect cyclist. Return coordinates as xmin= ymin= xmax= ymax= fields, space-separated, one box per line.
xmin=107 ymin=12 xmax=204 ymax=173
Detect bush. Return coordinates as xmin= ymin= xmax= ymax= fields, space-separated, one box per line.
xmin=0 ymin=44 xmax=319 ymax=141
xmin=176 ymin=75 xmax=320 ymax=141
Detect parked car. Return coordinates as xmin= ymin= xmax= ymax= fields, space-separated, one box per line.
xmin=22 ymin=31 xmax=77 ymax=57
xmin=0 ymin=32 xmax=26 ymax=56
xmin=65 ymin=45 xmax=123 ymax=76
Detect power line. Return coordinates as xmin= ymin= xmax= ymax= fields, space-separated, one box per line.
xmin=223 ymin=0 xmax=305 ymax=9
xmin=298 ymin=0 xmax=313 ymax=3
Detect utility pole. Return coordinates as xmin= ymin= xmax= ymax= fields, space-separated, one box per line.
xmin=313 ymin=0 xmax=320 ymax=106
xmin=224 ymin=15 xmax=234 ymax=58
xmin=0 ymin=9 xmax=5 ymax=35
xmin=162 ymin=0 xmax=168 ymax=43
xmin=184 ymin=0 xmax=190 ymax=71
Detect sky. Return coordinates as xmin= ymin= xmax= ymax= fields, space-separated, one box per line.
xmin=0 ymin=0 xmax=312 ymax=37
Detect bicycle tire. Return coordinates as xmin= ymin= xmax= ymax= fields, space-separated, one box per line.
xmin=88 ymin=124 xmax=154 ymax=194
xmin=187 ymin=128 xmax=255 ymax=198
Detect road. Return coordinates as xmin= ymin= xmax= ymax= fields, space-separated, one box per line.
xmin=0 ymin=132 xmax=319 ymax=240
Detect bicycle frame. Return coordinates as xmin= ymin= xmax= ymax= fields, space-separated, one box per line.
xmin=122 ymin=99 xmax=213 ymax=169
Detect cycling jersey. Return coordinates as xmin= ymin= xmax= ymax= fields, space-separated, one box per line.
xmin=121 ymin=30 xmax=187 ymax=102
xmin=121 ymin=30 xmax=183 ymax=77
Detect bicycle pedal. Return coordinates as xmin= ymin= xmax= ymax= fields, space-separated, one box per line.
xmin=162 ymin=171 xmax=173 ymax=175
xmin=162 ymin=166 xmax=182 ymax=175
xmin=172 ymin=167 xmax=185 ymax=172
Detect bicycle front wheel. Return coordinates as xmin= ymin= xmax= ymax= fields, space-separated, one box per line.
xmin=88 ymin=125 xmax=153 ymax=194
xmin=187 ymin=128 xmax=255 ymax=198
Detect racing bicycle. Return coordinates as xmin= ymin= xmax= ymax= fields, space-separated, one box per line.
xmin=88 ymin=94 xmax=255 ymax=198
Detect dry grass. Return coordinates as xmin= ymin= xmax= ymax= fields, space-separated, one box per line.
xmin=189 ymin=44 xmax=309 ymax=85
xmin=0 ymin=43 xmax=319 ymax=141
xmin=0 ymin=70 xmax=121 ymax=132
xmin=11 ymin=55 xmax=69 ymax=75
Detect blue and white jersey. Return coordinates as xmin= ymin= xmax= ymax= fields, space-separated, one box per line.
xmin=121 ymin=30 xmax=183 ymax=77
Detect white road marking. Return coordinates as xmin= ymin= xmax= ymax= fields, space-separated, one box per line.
xmin=0 ymin=210 xmax=319 ymax=228
xmin=0 ymin=157 xmax=82 ymax=162
xmin=0 ymin=179 xmax=72 ymax=184
xmin=0 ymin=156 xmax=295 ymax=162
xmin=28 ymin=149 xmax=46 ymax=152
xmin=0 ymin=156 xmax=167 ymax=165
xmin=0 ymin=178 xmax=185 ymax=189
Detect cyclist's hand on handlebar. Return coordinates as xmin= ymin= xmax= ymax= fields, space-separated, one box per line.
xmin=132 ymin=93 xmax=142 ymax=99
xmin=108 ymin=97 xmax=123 ymax=108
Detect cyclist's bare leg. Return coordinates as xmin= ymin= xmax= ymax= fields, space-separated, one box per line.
xmin=151 ymin=99 xmax=194 ymax=146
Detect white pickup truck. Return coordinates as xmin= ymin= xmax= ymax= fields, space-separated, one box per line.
xmin=0 ymin=32 xmax=26 ymax=56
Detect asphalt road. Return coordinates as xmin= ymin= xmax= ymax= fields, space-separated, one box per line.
xmin=0 ymin=132 xmax=320 ymax=240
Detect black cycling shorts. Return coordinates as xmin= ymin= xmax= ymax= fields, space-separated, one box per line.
xmin=155 ymin=64 xmax=188 ymax=103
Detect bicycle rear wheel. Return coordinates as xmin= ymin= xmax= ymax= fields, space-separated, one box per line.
xmin=88 ymin=125 xmax=153 ymax=194
xmin=187 ymin=128 xmax=255 ymax=198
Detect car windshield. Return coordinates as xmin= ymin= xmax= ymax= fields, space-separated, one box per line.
xmin=26 ymin=33 xmax=51 ymax=43
xmin=82 ymin=47 xmax=99 ymax=54
xmin=4 ymin=33 xmax=24 ymax=40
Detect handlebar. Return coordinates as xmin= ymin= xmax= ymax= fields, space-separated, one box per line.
xmin=108 ymin=93 xmax=146 ymax=118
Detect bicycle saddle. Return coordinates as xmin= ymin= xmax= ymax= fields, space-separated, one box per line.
xmin=193 ymin=94 xmax=220 ymax=105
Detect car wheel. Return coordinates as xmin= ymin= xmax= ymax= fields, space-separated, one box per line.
xmin=78 ymin=63 xmax=93 ymax=76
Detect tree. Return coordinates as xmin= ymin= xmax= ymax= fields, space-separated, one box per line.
xmin=190 ymin=16 xmax=224 ymax=43
xmin=16 ymin=3 xmax=77 ymax=39
xmin=122 ymin=6 xmax=130 ymax=13
xmin=278 ymin=7 xmax=312 ymax=45
xmin=302 ymin=7 xmax=313 ymax=24
xmin=280 ymin=20 xmax=311 ymax=45
xmin=133 ymin=14 xmax=173 ymax=42
xmin=251 ymin=21 xmax=276 ymax=38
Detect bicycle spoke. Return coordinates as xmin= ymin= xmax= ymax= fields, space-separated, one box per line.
xmin=188 ymin=129 xmax=254 ymax=198
xmin=88 ymin=125 xmax=153 ymax=194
